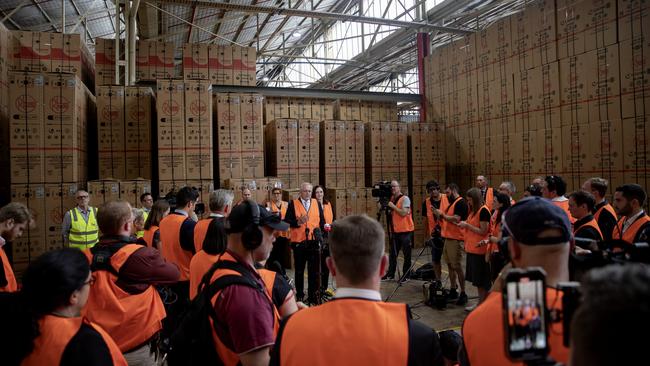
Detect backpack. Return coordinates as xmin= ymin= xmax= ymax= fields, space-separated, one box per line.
xmin=166 ymin=259 xmax=265 ymax=366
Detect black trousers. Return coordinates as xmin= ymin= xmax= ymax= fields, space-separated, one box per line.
xmin=292 ymin=242 xmax=319 ymax=303
xmin=387 ymin=232 xmax=413 ymax=278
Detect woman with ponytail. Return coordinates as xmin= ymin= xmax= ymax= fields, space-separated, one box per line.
xmin=1 ymin=248 xmax=126 ymax=366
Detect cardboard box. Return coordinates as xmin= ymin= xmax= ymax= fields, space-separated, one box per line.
xmin=560 ymin=45 xmax=621 ymax=124
xmin=557 ymin=0 xmax=617 ymax=59
xmin=212 ymin=45 xmax=233 ymax=85
xmin=184 ymin=81 xmax=213 ymax=180
xmin=618 ymin=0 xmax=649 ymax=42
xmin=619 ymin=36 xmax=650 ymax=119
xmin=124 ymin=86 xmax=153 ymax=179
xmin=97 ymin=85 xmax=126 ymax=179
xmin=240 ymin=93 xmax=264 ymax=178
xmin=622 ymin=116 xmax=650 ymax=186
xmin=183 ymin=43 xmax=209 ymax=80
xmin=215 ymin=93 xmax=242 ymax=180
xmin=156 ymin=80 xmax=185 ymax=181
xmin=87 ymin=179 xmax=120 ymax=204
xmin=118 ymin=179 xmax=152 ymax=208
xmin=150 ymin=41 xmax=175 ymax=79
xmin=240 ymin=47 xmax=256 ymax=86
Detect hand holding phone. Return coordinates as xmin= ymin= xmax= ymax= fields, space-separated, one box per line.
xmin=502 ymin=267 xmax=549 ymax=362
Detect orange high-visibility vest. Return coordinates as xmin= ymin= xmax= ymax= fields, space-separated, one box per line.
xmin=425 ymin=195 xmax=449 ymax=236
xmin=487 ymin=211 xmax=501 ymax=254
xmin=83 ymin=244 xmax=167 ymax=352
xmin=463 ymin=289 xmax=569 ymax=366
xmin=21 ymin=315 xmax=127 ymax=366
xmin=464 ymin=205 xmax=490 ymax=255
xmin=194 ymin=217 xmax=216 ymax=252
xmin=258 ymin=268 xmax=277 ymax=301
xmin=573 ymin=218 xmax=603 ymax=240
xmin=594 ymin=202 xmax=617 ymax=223
xmin=0 ymin=246 xmax=17 ymax=292
xmin=279 ymin=299 xmax=409 ymax=366
xmin=209 ymin=252 xmax=280 ymax=366
xmin=441 ymin=197 xmax=464 ymax=241
xmin=391 ymin=195 xmax=414 ymax=233
xmin=159 ymin=214 xmax=193 ymax=281
xmin=189 ymin=250 xmax=220 ymax=300
xmin=612 ymin=214 xmax=650 ymax=244
xmin=322 ymin=202 xmax=334 ymax=224
xmin=142 ymin=226 xmax=158 ymax=249
xmin=552 ymin=199 xmax=576 ymax=224
xmin=484 ymin=187 xmax=494 ymax=211
xmin=290 ymin=199 xmax=321 ymax=243
xmin=269 ymin=201 xmax=290 ymax=238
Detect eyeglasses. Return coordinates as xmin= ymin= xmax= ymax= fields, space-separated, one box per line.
xmin=76 ymin=195 xmax=89 ymax=199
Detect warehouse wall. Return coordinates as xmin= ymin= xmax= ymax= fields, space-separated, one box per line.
xmin=424 ymin=0 xmax=649 ymax=203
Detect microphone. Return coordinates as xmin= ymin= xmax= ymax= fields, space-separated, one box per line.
xmin=312 ymin=227 xmax=323 ymax=242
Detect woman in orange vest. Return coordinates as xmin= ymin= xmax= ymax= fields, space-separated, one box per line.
xmin=458 ymin=188 xmax=492 ymax=308
xmin=142 ymin=199 xmax=170 ymax=249
xmin=266 ymin=187 xmax=291 ymax=270
xmin=483 ymin=192 xmax=512 ymax=281
xmin=2 ymin=248 xmax=126 ymax=366
xmin=313 ymin=185 xmax=334 ymax=296
xmin=189 ymin=217 xmax=228 ymax=299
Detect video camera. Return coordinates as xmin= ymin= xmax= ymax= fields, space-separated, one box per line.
xmin=372 ymin=181 xmax=392 ymax=206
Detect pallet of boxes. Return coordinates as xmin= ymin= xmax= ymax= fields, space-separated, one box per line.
xmin=5 ymin=29 xmax=96 ymax=274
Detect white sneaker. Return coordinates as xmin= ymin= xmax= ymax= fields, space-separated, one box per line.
xmin=464 ymin=304 xmax=478 ymax=312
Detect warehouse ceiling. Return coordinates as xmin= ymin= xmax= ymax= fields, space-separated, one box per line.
xmin=0 ymin=0 xmax=526 ymax=92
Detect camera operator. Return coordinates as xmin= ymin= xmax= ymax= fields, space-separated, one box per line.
xmin=433 ymin=183 xmax=468 ymax=305
xmin=271 ymin=215 xmax=444 ymax=366
xmin=284 ymin=182 xmax=325 ymax=304
xmin=461 ymin=197 xmax=570 ymax=366
xmin=612 ymin=184 xmax=650 ymax=244
xmin=582 ymin=178 xmax=617 ymax=240
xmin=422 ymin=180 xmax=448 ymax=281
xmin=570 ymin=264 xmax=650 ymax=366
xmin=381 ymin=180 xmax=415 ymax=283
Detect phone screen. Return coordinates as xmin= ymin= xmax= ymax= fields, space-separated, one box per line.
xmin=504 ymin=269 xmax=548 ymax=360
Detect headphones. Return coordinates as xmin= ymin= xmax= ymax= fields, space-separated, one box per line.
xmin=224 ymin=199 xmax=263 ymax=251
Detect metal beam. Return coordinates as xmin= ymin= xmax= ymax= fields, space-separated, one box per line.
xmin=259 ymin=0 xmax=306 ymax=53
xmin=2 ymin=0 xmax=30 ymax=23
xmin=31 ymin=0 xmax=59 ymax=31
xmin=210 ymin=85 xmax=421 ymax=102
xmin=152 ymin=0 xmax=471 ymax=34
xmin=0 ymin=7 xmax=22 ymax=29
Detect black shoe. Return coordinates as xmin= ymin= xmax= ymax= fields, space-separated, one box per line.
xmin=399 ymin=276 xmax=410 ymax=284
xmin=447 ymin=288 xmax=459 ymax=300
xmin=456 ymin=292 xmax=468 ymax=306
xmin=381 ymin=274 xmax=395 ymax=282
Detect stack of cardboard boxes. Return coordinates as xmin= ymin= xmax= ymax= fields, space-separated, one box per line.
xmin=213 ymin=93 xmax=264 ymax=183
xmin=319 ymin=120 xmax=364 ymax=189
xmin=157 ymin=80 xmax=214 ymax=195
xmin=223 ymin=177 xmax=284 ymax=205
xmin=97 ymin=85 xmax=153 ymax=180
xmin=4 ymin=28 xmax=97 ymax=273
xmin=88 ymin=178 xmax=152 ymax=208
xmin=336 ymin=100 xmax=400 ymax=122
xmin=325 ymin=188 xmax=376 ymax=220
xmin=424 ymin=0 xmax=648 ymax=202
xmin=181 ymin=43 xmax=256 ymax=86
xmin=364 ymin=122 xmax=409 ymax=187
xmin=264 ymin=97 xmax=400 ymax=125
xmin=408 ymin=123 xmax=446 ymax=246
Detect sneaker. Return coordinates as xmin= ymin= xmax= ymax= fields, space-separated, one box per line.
xmin=381 ymin=274 xmax=395 ymax=282
xmin=447 ymin=288 xmax=459 ymax=300
xmin=456 ymin=292 xmax=468 ymax=306
xmin=464 ymin=304 xmax=478 ymax=312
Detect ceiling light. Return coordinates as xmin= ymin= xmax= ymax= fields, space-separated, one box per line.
xmin=262 ymin=76 xmax=270 ymax=82
xmin=292 ymin=32 xmax=301 ymax=38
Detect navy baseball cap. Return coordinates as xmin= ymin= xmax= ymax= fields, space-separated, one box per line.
xmin=227 ymin=201 xmax=289 ymax=233
xmin=502 ymin=196 xmax=572 ymax=245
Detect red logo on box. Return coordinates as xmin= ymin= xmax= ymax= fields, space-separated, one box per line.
xmin=50 ymin=96 xmax=70 ymax=114
xmin=16 ymin=95 xmax=38 ymax=113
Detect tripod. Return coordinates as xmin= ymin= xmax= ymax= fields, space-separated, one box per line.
xmin=384 ymin=240 xmax=432 ymax=302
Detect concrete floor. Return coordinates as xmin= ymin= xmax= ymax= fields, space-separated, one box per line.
xmin=286 ymin=248 xmax=477 ymax=333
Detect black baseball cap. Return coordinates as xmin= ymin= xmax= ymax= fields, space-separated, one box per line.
xmin=503 ymin=197 xmax=572 ymax=245
xmin=226 ymin=201 xmax=289 ymax=233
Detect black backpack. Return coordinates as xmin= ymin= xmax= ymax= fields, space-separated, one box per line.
xmin=166 ymin=260 xmax=265 ymax=366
